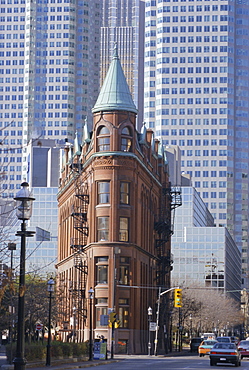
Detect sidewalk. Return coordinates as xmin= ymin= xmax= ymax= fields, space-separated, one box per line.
xmin=0 ymin=347 xmax=194 ymax=370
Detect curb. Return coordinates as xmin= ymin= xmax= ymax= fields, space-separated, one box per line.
xmin=1 ymin=359 xmax=121 ymax=370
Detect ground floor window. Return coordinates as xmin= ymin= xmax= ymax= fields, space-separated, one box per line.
xmin=118 ymin=298 xmax=129 ymax=328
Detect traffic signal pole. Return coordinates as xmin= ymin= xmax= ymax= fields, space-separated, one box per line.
xmin=154 ymin=286 xmax=179 ymax=356
xmin=109 ymin=312 xmax=117 ymax=359
xmin=111 ymin=322 xmax=114 ymax=359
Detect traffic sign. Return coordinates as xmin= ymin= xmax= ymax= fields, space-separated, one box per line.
xmin=150 ymin=322 xmax=157 ymax=331
xmin=36 ymin=323 xmax=43 ymax=331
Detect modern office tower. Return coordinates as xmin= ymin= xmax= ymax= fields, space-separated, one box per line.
xmin=25 ymin=139 xmax=60 ymax=275
xmin=0 ymin=139 xmax=60 ymax=275
xmin=101 ymin=0 xmax=145 ymax=127
xmin=144 ymin=0 xmax=249 ymax=287
xmin=0 ymin=0 xmax=101 ymax=199
xmin=171 ymin=187 xmax=241 ymax=302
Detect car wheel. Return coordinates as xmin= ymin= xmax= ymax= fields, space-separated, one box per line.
xmin=234 ymin=360 xmax=239 ymax=367
xmin=199 ymin=353 xmax=202 ymax=357
xmin=210 ymin=359 xmax=214 ymax=366
xmin=241 ymin=356 xmax=243 ymax=360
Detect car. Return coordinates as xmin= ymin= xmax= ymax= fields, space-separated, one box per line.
xmin=202 ymin=333 xmax=216 ymax=340
xmin=198 ymin=340 xmax=217 ymax=357
xmin=231 ymin=336 xmax=240 ymax=345
xmin=209 ymin=342 xmax=241 ymax=367
xmin=190 ymin=337 xmax=202 ymax=352
xmin=216 ymin=336 xmax=232 ymax=343
xmin=238 ymin=340 xmax=249 ymax=359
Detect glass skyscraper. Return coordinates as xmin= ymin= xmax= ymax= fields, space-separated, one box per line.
xmin=144 ymin=0 xmax=249 ymax=286
xmin=100 ymin=0 xmax=145 ymax=127
xmin=172 ymin=187 xmax=241 ymax=301
xmin=0 ymin=0 xmax=101 ymax=199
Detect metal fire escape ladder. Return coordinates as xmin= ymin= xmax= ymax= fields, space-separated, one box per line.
xmin=70 ymin=174 xmax=89 ymax=319
xmin=154 ymin=184 xmax=182 ymax=286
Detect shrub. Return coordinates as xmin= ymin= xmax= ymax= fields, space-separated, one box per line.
xmin=5 ymin=341 xmax=88 ymax=362
xmin=59 ymin=342 xmax=73 ymax=357
xmin=50 ymin=342 xmax=63 ymax=358
xmin=5 ymin=343 xmax=46 ymax=362
xmin=71 ymin=342 xmax=88 ymax=357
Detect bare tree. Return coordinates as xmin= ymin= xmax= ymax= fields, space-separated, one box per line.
xmin=171 ymin=283 xmax=243 ymax=337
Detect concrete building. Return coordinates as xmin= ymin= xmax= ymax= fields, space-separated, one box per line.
xmin=100 ymin=0 xmax=145 ymax=128
xmin=0 ymin=0 xmax=101 ymax=199
xmin=56 ymin=48 xmax=176 ymax=354
xmin=143 ymin=0 xmax=249 ymax=288
xmin=172 ymin=187 xmax=241 ymax=302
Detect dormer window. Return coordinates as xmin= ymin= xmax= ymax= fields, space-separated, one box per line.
xmin=97 ymin=126 xmax=110 ymax=151
xmin=121 ymin=127 xmax=132 ymax=152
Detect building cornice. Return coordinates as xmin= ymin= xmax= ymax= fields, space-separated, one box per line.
xmin=83 ymin=151 xmax=162 ymax=188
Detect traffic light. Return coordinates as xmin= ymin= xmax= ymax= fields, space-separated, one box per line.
xmin=174 ymin=288 xmax=182 ymax=308
xmin=109 ymin=312 xmax=117 ymax=323
xmin=115 ymin=320 xmax=121 ymax=328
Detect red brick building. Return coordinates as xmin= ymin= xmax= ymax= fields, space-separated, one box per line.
xmin=56 ymin=48 xmax=174 ymax=354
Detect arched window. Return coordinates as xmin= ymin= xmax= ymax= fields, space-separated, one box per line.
xmin=121 ymin=126 xmax=132 ymax=152
xmin=97 ymin=126 xmax=110 ymax=151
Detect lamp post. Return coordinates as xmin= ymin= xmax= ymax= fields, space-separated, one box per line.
xmin=46 ymin=277 xmax=54 ymax=366
xmin=88 ymin=287 xmax=94 ymax=361
xmin=13 ymin=182 xmax=35 ymax=370
xmin=72 ymin=306 xmax=77 ymax=342
xmin=154 ymin=286 xmax=179 ymax=356
xmin=148 ymin=306 xmax=152 ymax=356
xmin=189 ymin=314 xmax=192 ymax=341
xmin=8 ymin=243 xmax=16 ymax=365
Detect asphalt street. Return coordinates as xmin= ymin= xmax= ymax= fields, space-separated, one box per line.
xmin=2 ymin=348 xmax=249 ymax=370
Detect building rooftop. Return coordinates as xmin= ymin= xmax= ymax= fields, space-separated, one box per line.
xmin=92 ymin=45 xmax=138 ymax=114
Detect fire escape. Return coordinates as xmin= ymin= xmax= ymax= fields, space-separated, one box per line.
xmin=70 ymin=174 xmax=89 ymax=331
xmin=154 ymin=184 xmax=182 ymax=286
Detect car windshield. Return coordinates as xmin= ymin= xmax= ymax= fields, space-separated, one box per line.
xmin=192 ymin=339 xmax=201 ymax=343
xmin=205 ymin=341 xmax=216 ymax=345
xmin=214 ymin=343 xmax=236 ymax=350
xmin=217 ymin=337 xmax=230 ymax=342
xmin=239 ymin=341 xmax=249 ymax=346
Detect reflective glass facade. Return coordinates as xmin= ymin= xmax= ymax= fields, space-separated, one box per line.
xmin=144 ymin=0 xmax=249 ymax=287
xmin=25 ymin=187 xmax=58 ymax=275
xmin=100 ymin=0 xmax=145 ymax=127
xmin=172 ymin=187 xmax=241 ymax=301
xmin=0 ymin=0 xmax=101 ymax=198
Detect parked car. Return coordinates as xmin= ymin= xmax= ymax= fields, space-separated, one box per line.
xmin=198 ymin=340 xmax=217 ymax=357
xmin=190 ymin=337 xmax=202 ymax=352
xmin=216 ymin=336 xmax=232 ymax=343
xmin=209 ymin=342 xmax=241 ymax=367
xmin=238 ymin=340 xmax=249 ymax=359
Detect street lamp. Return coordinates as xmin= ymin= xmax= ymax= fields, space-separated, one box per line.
xmin=72 ymin=306 xmax=77 ymax=342
xmin=13 ymin=182 xmax=35 ymax=370
xmin=148 ymin=306 xmax=152 ymax=356
xmin=189 ymin=314 xmax=193 ymax=341
xmin=8 ymin=243 xmax=16 ymax=365
xmin=88 ymin=287 xmax=94 ymax=361
xmin=46 ymin=277 xmax=55 ymax=366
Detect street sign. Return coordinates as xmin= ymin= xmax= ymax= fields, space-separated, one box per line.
xmin=100 ymin=315 xmax=109 ymax=326
xmin=36 ymin=323 xmax=43 ymax=331
xmin=150 ymin=322 xmax=157 ymax=331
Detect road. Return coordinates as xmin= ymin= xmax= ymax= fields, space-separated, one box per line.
xmin=92 ymin=355 xmax=249 ymax=370
xmin=2 ymin=350 xmax=249 ymax=370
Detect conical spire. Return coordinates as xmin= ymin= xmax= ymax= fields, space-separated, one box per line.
xmin=82 ymin=118 xmax=91 ymax=145
xmin=92 ymin=44 xmax=138 ymax=114
xmin=73 ymin=131 xmax=81 ymax=156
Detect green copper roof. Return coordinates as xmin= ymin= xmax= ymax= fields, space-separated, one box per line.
xmin=92 ymin=45 xmax=138 ymax=114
